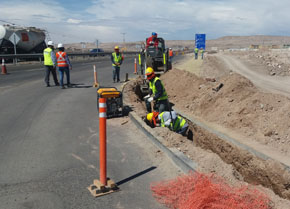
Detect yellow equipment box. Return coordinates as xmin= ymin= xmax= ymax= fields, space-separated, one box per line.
xmin=97 ymin=87 xmax=123 ymax=118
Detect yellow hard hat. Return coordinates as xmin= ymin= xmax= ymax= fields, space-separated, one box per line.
xmin=114 ymin=46 xmax=119 ymax=50
xmin=147 ymin=113 xmax=154 ymax=121
xmin=146 ymin=67 xmax=154 ymax=75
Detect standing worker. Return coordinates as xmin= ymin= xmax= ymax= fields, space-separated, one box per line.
xmin=144 ymin=67 xmax=170 ymax=113
xmin=194 ymin=47 xmax=199 ymax=60
xmin=146 ymin=111 xmax=189 ymax=135
xmin=43 ymin=41 xmax=59 ymax=87
xmin=169 ymin=48 xmax=173 ymax=62
xmin=200 ymin=48 xmax=204 ymax=59
xmin=111 ymin=46 xmax=123 ymax=83
xmin=139 ymin=48 xmax=145 ymax=75
xmin=56 ymin=43 xmax=72 ymax=89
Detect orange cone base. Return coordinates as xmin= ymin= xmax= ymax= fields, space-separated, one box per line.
xmin=1 ymin=66 xmax=7 ymax=75
xmin=93 ymin=82 xmax=99 ymax=87
xmin=87 ymin=178 xmax=119 ymax=197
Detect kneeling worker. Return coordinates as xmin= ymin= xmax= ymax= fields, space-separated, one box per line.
xmin=144 ymin=67 xmax=170 ymax=113
xmin=146 ymin=111 xmax=188 ymax=135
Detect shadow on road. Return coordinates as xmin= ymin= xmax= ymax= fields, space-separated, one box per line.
xmin=116 ymin=166 xmax=157 ymax=186
xmin=69 ymin=83 xmax=92 ymax=88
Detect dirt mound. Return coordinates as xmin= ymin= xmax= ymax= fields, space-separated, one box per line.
xmin=161 ymin=69 xmax=290 ymax=158
xmin=123 ymin=77 xmax=290 ymax=207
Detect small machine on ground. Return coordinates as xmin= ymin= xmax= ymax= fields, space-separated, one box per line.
xmin=97 ymin=87 xmax=123 ymax=118
xmin=143 ymin=37 xmax=171 ymax=74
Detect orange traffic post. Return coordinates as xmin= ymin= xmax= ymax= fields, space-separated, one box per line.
xmin=93 ymin=65 xmax=99 ymax=87
xmin=134 ymin=58 xmax=137 ymax=74
xmin=87 ymin=97 xmax=119 ymax=197
xmin=1 ymin=58 xmax=7 ymax=75
xmin=99 ymin=97 xmax=107 ymax=185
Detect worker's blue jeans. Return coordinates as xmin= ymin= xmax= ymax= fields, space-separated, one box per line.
xmin=113 ymin=66 xmax=120 ymax=82
xmin=58 ymin=67 xmax=70 ymax=86
xmin=195 ymin=52 xmax=198 ymax=59
xmin=176 ymin=125 xmax=188 ymax=136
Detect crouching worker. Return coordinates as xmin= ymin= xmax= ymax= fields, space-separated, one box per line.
xmin=146 ymin=111 xmax=188 ymax=136
xmin=144 ymin=67 xmax=170 ymax=113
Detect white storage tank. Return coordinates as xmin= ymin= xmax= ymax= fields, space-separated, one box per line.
xmin=0 ymin=25 xmax=46 ymax=53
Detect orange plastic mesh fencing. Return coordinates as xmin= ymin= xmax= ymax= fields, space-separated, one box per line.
xmin=151 ymin=172 xmax=271 ymax=209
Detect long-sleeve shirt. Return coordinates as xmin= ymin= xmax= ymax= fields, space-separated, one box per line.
xmin=51 ymin=51 xmax=57 ymax=66
xmin=111 ymin=53 xmax=123 ymax=66
xmin=158 ymin=111 xmax=177 ymax=127
xmin=65 ymin=55 xmax=72 ymax=68
xmin=150 ymin=79 xmax=163 ymax=100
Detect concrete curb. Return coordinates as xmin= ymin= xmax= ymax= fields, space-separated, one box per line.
xmin=128 ymin=111 xmax=197 ymax=173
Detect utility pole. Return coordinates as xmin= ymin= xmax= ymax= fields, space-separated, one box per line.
xmin=121 ymin=33 xmax=126 ymax=51
xmin=121 ymin=33 xmax=126 ymax=44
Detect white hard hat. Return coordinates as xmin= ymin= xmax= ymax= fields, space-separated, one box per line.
xmin=47 ymin=40 xmax=54 ymax=46
xmin=58 ymin=43 xmax=64 ymax=48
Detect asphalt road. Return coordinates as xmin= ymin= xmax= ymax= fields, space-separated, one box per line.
xmin=0 ymin=57 xmax=180 ymax=209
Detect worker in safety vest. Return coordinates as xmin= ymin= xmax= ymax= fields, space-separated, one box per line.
xmin=194 ymin=47 xmax=199 ymax=60
xmin=169 ymin=48 xmax=173 ymax=62
xmin=111 ymin=46 xmax=123 ymax=83
xmin=138 ymin=48 xmax=145 ymax=75
xmin=56 ymin=43 xmax=72 ymax=89
xmin=144 ymin=67 xmax=170 ymax=113
xmin=200 ymin=48 xmax=204 ymax=59
xmin=146 ymin=111 xmax=189 ymax=135
xmin=43 ymin=41 xmax=59 ymax=87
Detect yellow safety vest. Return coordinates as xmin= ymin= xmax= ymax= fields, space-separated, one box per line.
xmin=159 ymin=112 xmax=187 ymax=131
xmin=43 ymin=48 xmax=54 ymax=66
xmin=195 ymin=48 xmax=199 ymax=53
xmin=149 ymin=77 xmax=168 ymax=101
xmin=139 ymin=54 xmax=141 ymax=65
xmin=112 ymin=52 xmax=122 ymax=66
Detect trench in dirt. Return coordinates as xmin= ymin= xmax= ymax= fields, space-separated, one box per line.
xmin=126 ymin=79 xmax=290 ymax=200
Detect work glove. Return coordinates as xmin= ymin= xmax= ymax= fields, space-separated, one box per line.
xmin=143 ymin=94 xmax=150 ymax=99
xmin=147 ymin=97 xmax=154 ymax=102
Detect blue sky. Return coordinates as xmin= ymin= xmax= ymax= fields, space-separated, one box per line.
xmin=1 ymin=0 xmax=290 ymax=43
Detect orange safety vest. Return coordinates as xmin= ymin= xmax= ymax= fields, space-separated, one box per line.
xmin=169 ymin=50 xmax=173 ymax=57
xmin=56 ymin=51 xmax=68 ymax=67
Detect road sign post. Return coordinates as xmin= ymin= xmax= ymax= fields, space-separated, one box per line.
xmin=9 ymin=33 xmax=20 ymax=65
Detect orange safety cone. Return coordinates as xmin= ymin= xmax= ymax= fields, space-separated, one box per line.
xmin=1 ymin=58 xmax=7 ymax=75
xmin=93 ymin=65 xmax=99 ymax=87
xmin=134 ymin=58 xmax=137 ymax=74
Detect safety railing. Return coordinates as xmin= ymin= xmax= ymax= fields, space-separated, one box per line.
xmin=0 ymin=51 xmax=138 ymax=65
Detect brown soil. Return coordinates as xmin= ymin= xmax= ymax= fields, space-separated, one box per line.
xmin=123 ymin=78 xmax=290 ymax=208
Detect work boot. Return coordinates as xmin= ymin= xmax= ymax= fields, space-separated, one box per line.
xmin=46 ymin=84 xmax=50 ymax=87
xmin=55 ymin=83 xmax=60 ymax=86
xmin=61 ymin=85 xmax=65 ymax=89
xmin=67 ymin=83 xmax=72 ymax=88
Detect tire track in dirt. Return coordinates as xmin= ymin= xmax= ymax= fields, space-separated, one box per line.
xmin=217 ymin=53 xmax=290 ymax=98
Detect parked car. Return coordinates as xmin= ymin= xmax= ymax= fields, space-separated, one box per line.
xmin=89 ymin=48 xmax=105 ymax=56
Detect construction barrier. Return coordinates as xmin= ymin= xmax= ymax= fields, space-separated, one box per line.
xmin=1 ymin=58 xmax=7 ymax=75
xmin=99 ymin=97 xmax=107 ymax=185
xmin=134 ymin=58 xmax=137 ymax=74
xmin=151 ymin=172 xmax=270 ymax=209
xmin=93 ymin=65 xmax=99 ymax=87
